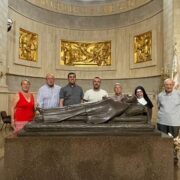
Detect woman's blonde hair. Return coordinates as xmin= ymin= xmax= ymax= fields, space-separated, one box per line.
xmin=21 ymin=79 xmax=31 ymax=85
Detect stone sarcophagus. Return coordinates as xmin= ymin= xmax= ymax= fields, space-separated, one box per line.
xmin=18 ymin=98 xmax=154 ymax=136
xmin=4 ymin=98 xmax=174 ymax=180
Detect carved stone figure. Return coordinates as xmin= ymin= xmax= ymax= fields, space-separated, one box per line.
xmin=19 ymin=97 xmax=154 ymax=136
xmin=36 ymin=97 xmax=145 ymax=124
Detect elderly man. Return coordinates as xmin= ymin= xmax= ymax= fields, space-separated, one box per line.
xmin=157 ymin=78 xmax=180 ymax=138
xmin=37 ymin=73 xmax=61 ymax=109
xmin=111 ymin=83 xmax=127 ymax=102
xmin=84 ymin=77 xmax=108 ymax=103
xmin=60 ymin=72 xmax=84 ymax=107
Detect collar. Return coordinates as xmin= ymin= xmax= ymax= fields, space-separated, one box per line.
xmin=68 ymin=83 xmax=76 ymax=87
xmin=46 ymin=84 xmax=55 ymax=88
xmin=93 ymin=88 xmax=101 ymax=91
xmin=162 ymin=90 xmax=173 ymax=96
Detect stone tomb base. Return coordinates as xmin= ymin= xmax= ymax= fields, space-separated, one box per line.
xmin=4 ymin=133 xmax=173 ymax=180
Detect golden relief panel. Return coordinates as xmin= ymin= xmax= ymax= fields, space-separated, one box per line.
xmin=134 ymin=31 xmax=152 ymax=63
xmin=60 ymin=40 xmax=111 ymax=66
xmin=19 ymin=28 xmax=38 ymax=62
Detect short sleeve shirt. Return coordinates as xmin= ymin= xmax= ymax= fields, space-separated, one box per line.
xmin=60 ymin=84 xmax=84 ymax=106
xmin=84 ymin=89 xmax=108 ymax=103
xmin=157 ymin=90 xmax=180 ymax=126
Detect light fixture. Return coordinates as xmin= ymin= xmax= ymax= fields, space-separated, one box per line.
xmin=7 ymin=18 xmax=13 ymax=32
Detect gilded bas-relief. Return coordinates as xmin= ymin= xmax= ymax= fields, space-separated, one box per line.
xmin=134 ymin=31 xmax=152 ymax=63
xmin=60 ymin=40 xmax=111 ymax=66
xmin=19 ymin=28 xmax=38 ymax=62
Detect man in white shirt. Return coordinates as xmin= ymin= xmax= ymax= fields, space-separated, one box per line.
xmin=84 ymin=77 xmax=108 ymax=103
xmin=37 ymin=73 xmax=61 ymax=109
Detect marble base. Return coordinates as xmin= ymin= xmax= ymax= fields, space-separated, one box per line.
xmin=4 ymin=132 xmax=174 ymax=180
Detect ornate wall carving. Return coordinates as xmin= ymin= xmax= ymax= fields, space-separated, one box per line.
xmin=134 ymin=31 xmax=152 ymax=63
xmin=19 ymin=28 xmax=38 ymax=62
xmin=60 ymin=40 xmax=111 ymax=66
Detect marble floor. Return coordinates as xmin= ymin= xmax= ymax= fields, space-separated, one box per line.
xmin=0 ymin=123 xmax=180 ymax=180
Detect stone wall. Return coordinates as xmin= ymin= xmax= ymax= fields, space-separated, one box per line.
xmin=0 ymin=0 xmax=9 ymax=113
xmin=2 ymin=0 xmax=165 ymax=120
xmin=163 ymin=0 xmax=174 ymax=72
xmin=7 ymin=0 xmax=163 ymax=80
xmin=26 ymin=0 xmax=152 ymax=16
xmin=174 ymin=0 xmax=180 ymax=60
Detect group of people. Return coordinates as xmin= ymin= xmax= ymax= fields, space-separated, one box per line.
xmin=11 ymin=73 xmax=180 ymax=142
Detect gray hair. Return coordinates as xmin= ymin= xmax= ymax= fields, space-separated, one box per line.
xmin=164 ymin=78 xmax=174 ymax=85
xmin=46 ymin=73 xmax=55 ymax=79
xmin=114 ymin=83 xmax=122 ymax=88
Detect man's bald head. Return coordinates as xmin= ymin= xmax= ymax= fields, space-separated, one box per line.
xmin=46 ymin=73 xmax=55 ymax=87
xmin=164 ymin=78 xmax=174 ymax=94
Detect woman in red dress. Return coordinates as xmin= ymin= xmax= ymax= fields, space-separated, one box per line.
xmin=11 ymin=79 xmax=35 ymax=132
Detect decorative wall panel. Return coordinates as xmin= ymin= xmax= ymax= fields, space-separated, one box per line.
xmin=19 ymin=28 xmax=38 ymax=62
xmin=134 ymin=31 xmax=152 ymax=63
xmin=60 ymin=40 xmax=111 ymax=67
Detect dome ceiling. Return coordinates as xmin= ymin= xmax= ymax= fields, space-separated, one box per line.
xmin=26 ymin=0 xmax=153 ymax=16
xmin=63 ymin=0 xmax=108 ymax=3
xmin=59 ymin=0 xmax=116 ymax=5
xmin=9 ymin=0 xmax=162 ymax=30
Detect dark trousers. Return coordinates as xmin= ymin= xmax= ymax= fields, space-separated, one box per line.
xmin=157 ymin=123 xmax=180 ymax=138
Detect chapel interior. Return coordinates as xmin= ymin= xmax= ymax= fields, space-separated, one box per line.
xmin=0 ymin=0 xmax=180 ymax=179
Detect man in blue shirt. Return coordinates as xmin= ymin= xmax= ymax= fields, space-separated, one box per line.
xmin=37 ymin=73 xmax=61 ymax=109
xmin=60 ymin=72 xmax=83 ymax=107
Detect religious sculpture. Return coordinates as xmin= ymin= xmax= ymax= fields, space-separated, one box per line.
xmin=18 ymin=97 xmax=154 ymax=136
xmin=36 ymin=97 xmax=146 ymax=124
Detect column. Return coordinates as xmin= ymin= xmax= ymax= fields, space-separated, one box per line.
xmin=0 ymin=0 xmax=9 ymax=112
